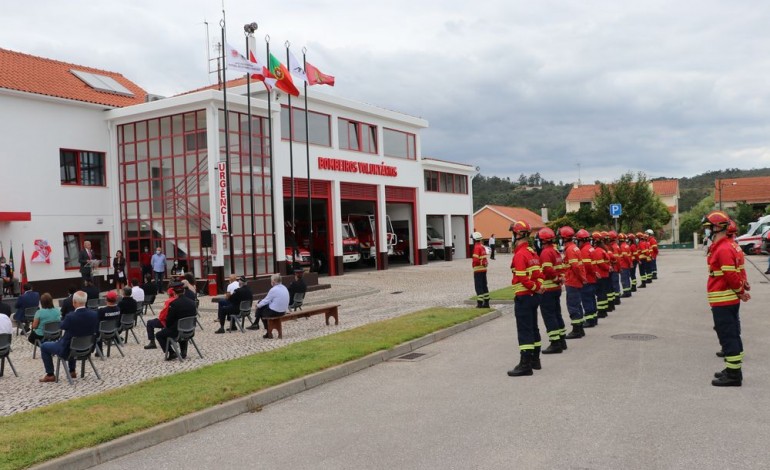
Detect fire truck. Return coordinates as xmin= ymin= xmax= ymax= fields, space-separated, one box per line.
xmin=347 ymin=214 xmax=397 ymax=264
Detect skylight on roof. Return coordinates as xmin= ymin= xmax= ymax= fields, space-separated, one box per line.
xmin=70 ymin=69 xmax=134 ymax=97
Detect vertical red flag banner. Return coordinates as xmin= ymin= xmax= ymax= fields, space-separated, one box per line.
xmin=20 ymin=246 xmax=27 ymax=284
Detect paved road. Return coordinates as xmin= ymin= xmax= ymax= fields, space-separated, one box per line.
xmin=96 ymin=250 xmax=770 ymax=470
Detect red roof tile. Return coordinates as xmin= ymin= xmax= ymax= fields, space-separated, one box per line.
xmin=0 ymin=48 xmax=146 ymax=107
xmin=715 ymin=176 xmax=770 ymax=204
xmin=566 ymin=185 xmax=599 ymax=202
xmin=652 ymin=179 xmax=679 ymax=196
xmin=473 ymin=205 xmax=545 ymax=238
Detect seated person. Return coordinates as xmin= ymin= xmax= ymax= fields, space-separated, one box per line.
xmin=143 ymin=288 xmax=176 ymax=349
xmin=118 ymin=287 xmax=138 ymax=316
xmin=181 ymin=273 xmax=197 ymax=301
xmin=215 ymin=276 xmax=253 ymax=333
xmin=82 ymin=280 xmax=99 ymax=303
xmin=0 ymin=256 xmax=17 ymax=297
xmin=14 ymin=283 xmax=40 ymax=333
xmin=38 ymin=291 xmax=99 ymax=383
xmin=0 ymin=305 xmax=12 ymax=335
xmin=253 ymin=274 xmax=290 ymax=339
xmin=27 ymin=293 xmax=61 ymax=346
xmin=141 ymin=275 xmax=158 ymax=297
xmin=288 ymin=269 xmax=308 ymax=309
xmin=59 ymin=285 xmax=78 ymax=318
xmin=130 ymin=278 xmax=145 ymax=304
xmin=155 ymin=281 xmax=198 ymax=360
xmin=96 ymin=291 xmax=121 ymax=353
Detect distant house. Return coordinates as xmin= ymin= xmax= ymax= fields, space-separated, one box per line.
xmin=565 ymin=179 xmax=680 ymax=243
xmin=714 ymin=176 xmax=770 ymax=211
xmin=473 ymin=205 xmax=546 ymax=249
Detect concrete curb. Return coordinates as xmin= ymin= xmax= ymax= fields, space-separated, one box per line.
xmin=31 ymin=309 xmax=503 ymax=470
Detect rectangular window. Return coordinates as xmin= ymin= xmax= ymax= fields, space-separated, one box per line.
xmin=60 ymin=149 xmax=106 ymax=186
xmin=281 ymin=106 xmax=331 ymax=146
xmin=338 ymin=118 xmax=378 ymax=154
xmin=383 ymin=128 xmax=416 ymax=159
xmin=63 ymin=232 xmax=110 ymax=270
xmin=424 ymin=170 xmax=467 ymax=194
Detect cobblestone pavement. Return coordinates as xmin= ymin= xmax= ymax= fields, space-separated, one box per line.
xmin=0 ymin=255 xmax=515 ymax=416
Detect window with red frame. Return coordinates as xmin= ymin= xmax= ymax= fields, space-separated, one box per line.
xmin=424 ymin=170 xmax=468 ymax=194
xmin=338 ymin=118 xmax=377 ymax=154
xmin=280 ymin=105 xmax=331 ymax=146
xmin=63 ymin=232 xmax=110 ymax=270
xmin=383 ymin=128 xmax=416 ymax=160
xmin=60 ymin=149 xmax=106 ymax=186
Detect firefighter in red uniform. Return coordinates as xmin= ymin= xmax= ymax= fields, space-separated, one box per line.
xmin=702 ymin=211 xmax=750 ymax=386
xmin=560 ymin=226 xmax=588 ymax=339
xmin=591 ymin=232 xmax=611 ymax=319
xmin=471 ymin=232 xmax=489 ymax=308
xmin=607 ymin=231 xmax=622 ymax=307
xmin=627 ymin=233 xmax=640 ymax=292
xmin=637 ymin=232 xmax=650 ymax=287
xmin=507 ymin=221 xmax=545 ymax=377
xmin=577 ymin=229 xmax=599 ymax=327
xmin=618 ymin=233 xmax=633 ymax=297
xmin=646 ymin=229 xmax=659 ymax=280
xmin=715 ymin=220 xmax=750 ymax=359
xmin=538 ymin=227 xmax=567 ymax=354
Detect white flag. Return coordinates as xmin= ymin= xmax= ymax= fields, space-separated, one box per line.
xmin=225 ymin=42 xmax=262 ymax=75
xmin=287 ymin=50 xmax=308 ymax=84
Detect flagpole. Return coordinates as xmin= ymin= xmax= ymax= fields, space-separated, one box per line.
xmin=221 ymin=15 xmax=235 ymax=274
xmin=266 ymin=35 xmax=278 ymax=274
xmin=244 ymin=22 xmax=258 ymax=279
xmin=286 ymin=41 xmax=298 ymax=272
xmin=302 ymin=47 xmax=314 ymax=273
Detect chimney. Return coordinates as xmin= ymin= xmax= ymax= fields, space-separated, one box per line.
xmin=541 ymin=205 xmax=549 ymax=223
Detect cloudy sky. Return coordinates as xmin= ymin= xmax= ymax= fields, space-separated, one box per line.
xmin=4 ymin=0 xmax=770 ymax=183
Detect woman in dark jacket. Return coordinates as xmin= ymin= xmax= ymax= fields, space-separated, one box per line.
xmin=113 ymin=250 xmax=127 ymax=291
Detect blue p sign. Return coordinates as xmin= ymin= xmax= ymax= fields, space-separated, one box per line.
xmin=610 ymin=203 xmax=622 ymax=217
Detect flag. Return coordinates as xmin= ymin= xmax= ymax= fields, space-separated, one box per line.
xmin=248 ymin=51 xmax=275 ymax=91
xmin=20 ymin=246 xmax=27 ymax=284
xmin=287 ymin=50 xmax=307 ymax=84
xmin=266 ymin=53 xmax=300 ymax=96
xmin=306 ymin=61 xmax=335 ymax=86
xmin=225 ymin=42 xmax=263 ymax=75
xmin=0 ymin=241 xmax=4 ymax=259
xmin=8 ymin=243 xmax=14 ymax=273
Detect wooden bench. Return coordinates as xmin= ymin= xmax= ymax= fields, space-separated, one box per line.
xmin=266 ymin=304 xmax=340 ymax=339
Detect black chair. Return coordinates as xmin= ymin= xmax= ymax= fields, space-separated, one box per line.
xmin=194 ymin=298 xmax=204 ymax=331
xmin=16 ymin=306 xmax=38 ymax=336
xmin=94 ymin=320 xmax=124 ymax=359
xmin=166 ymin=316 xmax=203 ymax=362
xmin=118 ymin=313 xmax=140 ymax=344
xmin=86 ymin=298 xmax=99 ymax=309
xmin=0 ymin=333 xmax=18 ymax=378
xmin=228 ymin=300 xmax=254 ymax=333
xmin=32 ymin=320 xmax=62 ymax=359
xmin=143 ymin=294 xmax=156 ymax=316
xmin=55 ymin=335 xmax=101 ymax=384
xmin=290 ymin=292 xmax=306 ymax=312
xmin=134 ymin=306 xmax=146 ymax=327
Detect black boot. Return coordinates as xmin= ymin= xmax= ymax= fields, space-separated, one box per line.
xmin=565 ymin=324 xmax=585 ymax=339
xmin=542 ymin=341 xmax=563 ymax=354
xmin=716 ymin=350 xmax=725 ymax=358
xmin=652 ymin=273 xmax=658 ymax=280
xmin=639 ymin=281 xmax=647 ymax=288
xmin=584 ymin=317 xmax=596 ymax=328
xmin=482 ymin=300 xmax=490 ymax=308
xmin=507 ymin=352 xmax=533 ymax=377
xmin=631 ymin=284 xmax=637 ymax=292
xmin=180 ymin=341 xmax=188 ymax=359
xmin=532 ymin=347 xmax=542 ymax=370
xmin=144 ymin=341 xmax=157 ymax=350
xmin=607 ymin=303 xmax=615 ymax=312
xmin=712 ymin=368 xmax=742 ymax=387
xmin=615 ymin=297 xmax=621 ymax=306
xmin=597 ymin=309 xmax=607 ymax=319
xmin=560 ymin=334 xmax=568 ymax=350
xmin=476 ymin=300 xmax=484 ymax=309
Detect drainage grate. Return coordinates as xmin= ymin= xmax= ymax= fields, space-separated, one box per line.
xmin=398 ymin=352 xmax=426 ymax=360
xmin=611 ymin=334 xmax=658 ymax=341
xmin=391 ymin=291 xmax=403 ymax=295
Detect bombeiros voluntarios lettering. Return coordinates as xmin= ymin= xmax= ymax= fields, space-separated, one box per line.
xmin=317 ymin=157 xmax=398 ymax=177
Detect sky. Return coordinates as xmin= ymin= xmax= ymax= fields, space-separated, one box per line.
xmin=4 ymin=0 xmax=770 ymax=184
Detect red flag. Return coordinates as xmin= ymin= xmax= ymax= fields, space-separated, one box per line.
xmin=20 ymin=246 xmax=27 ymax=284
xmin=306 ymin=62 xmax=335 ymax=86
xmin=267 ymin=53 xmax=300 ymax=96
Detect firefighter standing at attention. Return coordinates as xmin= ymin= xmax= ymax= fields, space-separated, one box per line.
xmin=577 ymin=229 xmax=599 ymax=328
xmin=627 ymin=233 xmax=640 ymax=292
xmin=591 ymin=231 xmax=611 ymax=319
xmin=715 ymin=219 xmax=750 ymax=359
xmin=702 ymin=211 xmax=750 ymax=387
xmin=507 ymin=221 xmax=545 ymax=377
xmin=538 ymin=227 xmax=568 ymax=354
xmin=472 ymin=232 xmax=489 ymax=308
xmin=646 ymin=229 xmax=659 ymax=280
xmin=560 ymin=226 xmax=588 ymax=339
xmin=607 ymin=231 xmax=623 ymax=308
xmin=618 ymin=233 xmax=633 ymax=298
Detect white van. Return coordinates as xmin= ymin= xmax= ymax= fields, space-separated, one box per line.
xmin=735 ymin=215 xmax=770 ymax=254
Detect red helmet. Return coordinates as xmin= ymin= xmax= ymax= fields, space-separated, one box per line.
xmin=538 ymin=227 xmax=556 ymax=242
xmin=727 ymin=219 xmax=738 ymax=236
xmin=510 ymin=220 xmax=531 ymax=235
xmin=608 ymin=230 xmax=618 ymax=240
xmin=600 ymin=231 xmax=609 ymax=239
xmin=591 ymin=231 xmax=603 ymax=241
xmin=703 ymin=211 xmax=731 ymax=231
xmin=618 ymin=233 xmax=627 ymax=241
xmin=636 ymin=232 xmax=645 ymax=239
xmin=559 ymin=226 xmax=575 ymax=239
xmin=576 ymin=229 xmax=591 ymax=240
xmin=627 ymin=233 xmax=636 ymax=240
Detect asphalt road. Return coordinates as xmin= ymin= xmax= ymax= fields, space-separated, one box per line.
xmin=95 ymin=250 xmax=770 ymax=470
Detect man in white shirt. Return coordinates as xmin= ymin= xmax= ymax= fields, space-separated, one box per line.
xmin=226 ymin=274 xmax=239 ymax=295
xmin=0 ymin=310 xmax=12 ymax=335
xmin=131 ymin=278 xmax=145 ymax=304
xmin=255 ymin=274 xmax=290 ymax=339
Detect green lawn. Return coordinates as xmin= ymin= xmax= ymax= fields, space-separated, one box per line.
xmin=0 ymin=307 xmax=490 ymax=470
xmin=472 ymin=286 xmax=515 ymax=301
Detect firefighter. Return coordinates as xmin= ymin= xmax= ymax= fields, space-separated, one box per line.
xmin=538 ymin=227 xmax=567 ymax=354
xmin=591 ymin=231 xmax=611 ymax=319
xmin=607 ymin=231 xmax=622 ymax=307
xmin=560 ymin=226 xmax=587 ymax=339
xmin=577 ymin=229 xmax=599 ymax=327
xmin=637 ymin=232 xmax=650 ymax=287
xmin=471 ymin=232 xmax=489 ymax=308
xmin=702 ymin=211 xmax=750 ymax=386
xmin=507 ymin=221 xmax=545 ymax=377
xmin=716 ymin=220 xmax=750 ymax=358
xmin=627 ymin=233 xmax=639 ymax=292
xmin=646 ymin=229 xmax=659 ymax=280
xmin=618 ymin=233 xmax=633 ymax=298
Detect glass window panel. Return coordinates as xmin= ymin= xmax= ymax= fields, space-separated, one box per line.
xmin=123 ymin=123 xmax=135 ymax=142
xmin=148 ymin=119 xmax=160 ymax=139
xmin=172 ymin=114 xmax=183 ymax=134
xmin=123 ymin=143 xmax=135 ymax=162
xmin=184 ymin=112 xmax=196 ymax=132
xmin=60 ymin=151 xmax=78 ymax=184
xmin=125 ymin=182 xmax=137 ymax=200
xmin=172 ymin=135 xmax=183 ymax=155
xmin=135 ymin=121 xmax=147 ymax=140
xmin=307 ymin=111 xmax=329 ymax=146
xmin=161 ymin=137 xmax=172 ymax=156
xmin=124 ymin=201 xmax=138 ymax=217
xmin=348 ymin=122 xmax=359 ymax=150
xmin=160 ymin=117 xmax=172 ymax=136
xmin=148 ymin=139 xmax=160 ymax=158
xmin=137 ymin=180 xmax=150 ymax=200
xmin=139 ymin=201 xmax=151 ymax=217
xmin=407 ymin=134 xmax=416 ymax=158
xmin=196 ymin=110 xmax=206 ymax=130
xmin=136 ymin=141 xmax=148 ymax=160
xmin=338 ymin=119 xmax=349 ymax=149
xmin=124 ymin=163 xmax=137 ymax=181
xmin=367 ymin=125 xmax=378 ymax=153
xmin=383 ymin=128 xmax=406 ymax=158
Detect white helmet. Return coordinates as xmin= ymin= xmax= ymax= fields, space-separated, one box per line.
xmin=472 ymin=231 xmax=483 ymax=241
xmin=645 ymin=229 xmax=654 ymax=235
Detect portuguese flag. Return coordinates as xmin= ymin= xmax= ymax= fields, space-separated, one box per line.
xmin=267 ymin=53 xmax=299 ymax=97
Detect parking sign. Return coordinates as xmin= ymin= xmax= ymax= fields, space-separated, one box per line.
xmin=610 ymin=203 xmax=622 ymax=218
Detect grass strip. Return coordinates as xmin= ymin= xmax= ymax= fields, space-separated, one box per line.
xmin=472 ymin=286 xmax=514 ymax=301
xmin=0 ymin=307 xmax=488 ymax=470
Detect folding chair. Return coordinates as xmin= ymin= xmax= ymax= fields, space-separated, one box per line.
xmin=118 ymin=313 xmax=140 ymax=344
xmin=16 ymin=306 xmax=38 ymax=336
xmin=290 ymin=292 xmax=306 ymax=312
xmin=94 ymin=319 xmax=124 ymax=359
xmin=32 ymin=320 xmax=62 ymax=359
xmin=0 ymin=333 xmax=18 ymax=378
xmin=166 ymin=316 xmax=203 ymax=362
xmin=228 ymin=300 xmax=254 ymax=333
xmin=86 ymin=299 xmax=100 ymax=309
xmin=143 ymin=294 xmax=156 ymax=316
xmin=55 ymin=335 xmax=101 ymax=384
xmin=134 ymin=306 xmax=146 ymax=327
xmin=194 ymin=298 xmax=204 ymax=331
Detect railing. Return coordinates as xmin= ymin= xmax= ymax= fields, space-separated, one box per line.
xmin=164 ymin=158 xmax=210 ymax=230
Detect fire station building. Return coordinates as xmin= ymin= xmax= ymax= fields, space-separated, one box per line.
xmin=0 ymin=48 xmax=475 ymax=295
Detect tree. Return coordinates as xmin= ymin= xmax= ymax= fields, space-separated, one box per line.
xmin=592 ymin=172 xmax=671 ymax=233
xmin=732 ymin=202 xmax=754 ymax=234
xmin=679 ymin=195 xmax=715 ymax=238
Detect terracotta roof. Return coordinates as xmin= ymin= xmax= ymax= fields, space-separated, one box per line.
xmin=566 ymin=185 xmax=599 ymax=202
xmin=0 ymin=48 xmax=146 ymax=107
xmin=715 ymin=176 xmax=770 ymax=204
xmin=652 ymin=179 xmax=679 ymax=196
xmin=473 ymin=205 xmax=545 ymax=238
